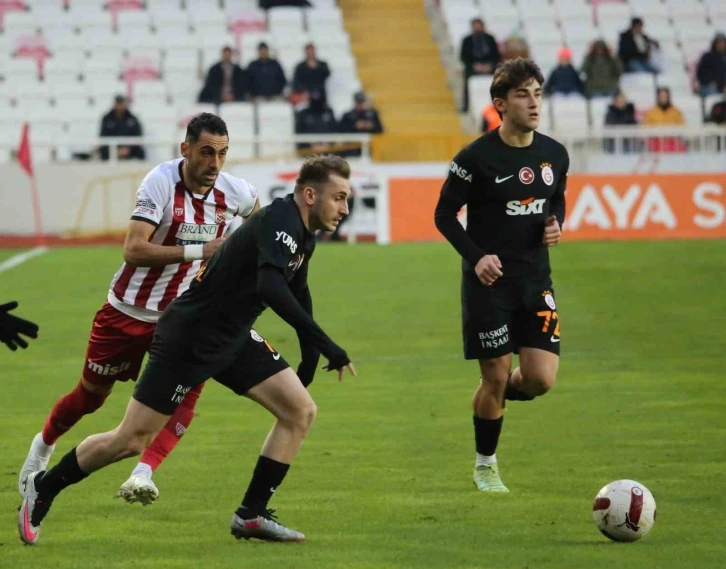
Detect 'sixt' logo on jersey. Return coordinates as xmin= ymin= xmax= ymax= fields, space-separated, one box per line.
xmin=450 ymin=162 xmax=473 ymax=183
xmin=506 ymin=197 xmax=547 ymax=216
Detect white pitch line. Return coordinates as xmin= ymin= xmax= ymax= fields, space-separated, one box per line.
xmin=0 ymin=246 xmax=49 ymax=274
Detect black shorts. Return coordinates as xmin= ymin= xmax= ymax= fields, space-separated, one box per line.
xmin=462 ymin=271 xmax=561 ymax=360
xmin=133 ymin=328 xmax=290 ymax=415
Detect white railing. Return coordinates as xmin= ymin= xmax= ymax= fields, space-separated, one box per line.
xmin=0 ymin=133 xmax=373 ymax=164
xmin=543 ymin=125 xmax=726 ymax=173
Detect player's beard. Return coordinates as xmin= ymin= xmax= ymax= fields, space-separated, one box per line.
xmin=193 ymin=166 xmax=217 ymax=189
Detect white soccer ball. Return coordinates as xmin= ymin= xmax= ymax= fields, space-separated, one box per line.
xmin=592 ymin=479 xmax=656 ymax=542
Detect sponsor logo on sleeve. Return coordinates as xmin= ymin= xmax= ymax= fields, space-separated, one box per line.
xmin=134 ymin=198 xmax=158 ymax=216
xmin=275 ymin=231 xmax=298 ymax=253
xmin=450 ymin=162 xmax=473 ymax=183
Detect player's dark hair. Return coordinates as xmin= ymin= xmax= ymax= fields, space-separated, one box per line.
xmin=185 ymin=113 xmax=228 ymax=144
xmin=489 ymin=58 xmax=545 ymax=106
xmin=295 ymin=155 xmax=350 ymax=193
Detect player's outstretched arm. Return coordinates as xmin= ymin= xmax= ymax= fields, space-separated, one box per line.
xmin=123 ymin=220 xmax=225 ymax=268
xmin=257 ymin=265 xmax=350 ymax=373
xmin=290 ymin=265 xmax=321 ymax=387
xmin=0 ymin=301 xmax=39 ymax=351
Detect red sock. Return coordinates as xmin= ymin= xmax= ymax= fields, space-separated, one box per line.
xmin=41 ymin=381 xmax=110 ymax=445
xmin=140 ymin=383 xmax=204 ymax=471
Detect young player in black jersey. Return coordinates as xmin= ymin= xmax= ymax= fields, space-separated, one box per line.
xmin=19 ymin=156 xmax=356 ymax=545
xmin=434 ymin=58 xmax=569 ymax=493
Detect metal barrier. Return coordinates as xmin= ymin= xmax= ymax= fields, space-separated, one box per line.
xmin=0 ymin=133 xmax=373 ymax=164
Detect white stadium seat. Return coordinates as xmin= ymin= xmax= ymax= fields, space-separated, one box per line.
xmin=2 ymin=58 xmax=40 ymax=81
xmin=629 ymin=0 xmax=666 ymax=16
xmin=0 ymin=0 xmax=363 ymax=164
xmin=550 ymin=96 xmax=589 ymax=134
xmin=257 ymin=101 xmax=295 ymax=159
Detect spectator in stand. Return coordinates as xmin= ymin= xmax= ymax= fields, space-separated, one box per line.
xmin=198 ymin=46 xmax=248 ymax=104
xmin=295 ymin=90 xmax=338 ymax=156
xmin=643 ymin=87 xmax=685 ymax=125
xmin=481 ymin=104 xmax=502 ymax=132
xmin=604 ymin=91 xmax=638 ymax=153
xmin=501 ymin=33 xmax=529 ymax=61
xmin=582 ymin=40 xmax=623 ymax=98
xmin=293 ymin=43 xmax=331 ymax=102
xmin=460 ymin=18 xmax=501 ymax=112
xmin=708 ymin=85 xmax=726 ymax=124
xmin=605 ymin=91 xmax=637 ymax=126
xmin=696 ymin=33 xmax=726 ymax=96
xmin=339 ymin=92 xmax=383 ymax=135
xmin=338 ymin=92 xmax=384 ymax=157
xmin=643 ymin=87 xmax=686 ymax=153
xmin=544 ymin=47 xmax=584 ymax=97
xmin=247 ymin=42 xmax=287 ymax=100
xmin=99 ymin=95 xmax=145 ymax=161
xmin=618 ymin=17 xmax=660 ymax=74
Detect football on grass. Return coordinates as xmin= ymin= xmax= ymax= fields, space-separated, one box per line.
xmin=593 ymin=479 xmax=656 ymax=542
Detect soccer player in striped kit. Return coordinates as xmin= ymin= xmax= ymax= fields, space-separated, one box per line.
xmin=18 ymin=113 xmax=260 ymax=505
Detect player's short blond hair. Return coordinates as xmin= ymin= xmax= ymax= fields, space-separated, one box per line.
xmin=295 ymin=155 xmax=351 ymax=193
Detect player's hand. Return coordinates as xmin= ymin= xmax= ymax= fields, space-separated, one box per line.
xmin=323 ymin=362 xmax=357 ymax=382
xmin=542 ymin=216 xmax=562 ymax=247
xmin=0 ymin=301 xmax=39 ymax=351
xmin=202 ymin=237 xmax=226 ymax=260
xmin=474 ymin=254 xmax=503 ymax=286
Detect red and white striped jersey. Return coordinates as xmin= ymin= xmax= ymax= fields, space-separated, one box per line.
xmin=107 ymin=158 xmax=258 ymax=323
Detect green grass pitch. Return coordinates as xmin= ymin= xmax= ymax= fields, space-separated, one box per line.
xmin=1 ymin=241 xmax=725 ymax=568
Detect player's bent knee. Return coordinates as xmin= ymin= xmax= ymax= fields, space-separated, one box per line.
xmin=285 ymin=399 xmax=317 ymax=434
xmin=478 ymin=357 xmax=511 ymax=390
xmin=298 ymin=400 xmax=318 ymax=432
xmin=525 ymin=371 xmax=557 ymax=396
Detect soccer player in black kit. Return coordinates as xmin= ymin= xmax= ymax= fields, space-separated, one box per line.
xmin=435 ymin=58 xmax=568 ymax=493
xmin=18 ymin=156 xmax=356 ymax=545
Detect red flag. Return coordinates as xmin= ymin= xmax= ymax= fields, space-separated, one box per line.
xmin=17 ymin=122 xmax=33 ymax=178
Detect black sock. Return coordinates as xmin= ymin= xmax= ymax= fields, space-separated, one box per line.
xmin=238 ymin=456 xmax=290 ymax=518
xmin=474 ymin=416 xmax=503 ymax=456
xmin=505 ymin=378 xmax=535 ymax=401
xmin=35 ymin=447 xmax=89 ymax=499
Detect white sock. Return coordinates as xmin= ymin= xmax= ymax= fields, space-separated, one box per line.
xmin=131 ymin=462 xmax=153 ymax=478
xmin=476 ymin=453 xmax=497 ymax=466
xmin=34 ymin=432 xmax=54 ymax=455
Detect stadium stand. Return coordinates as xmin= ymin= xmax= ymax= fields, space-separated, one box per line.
xmin=0 ymin=0 xmax=361 ymax=162
xmin=440 ymin=0 xmax=724 ymax=133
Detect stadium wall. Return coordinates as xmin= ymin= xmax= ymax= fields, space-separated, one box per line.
xmin=1 ymin=162 xmax=725 ymax=242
